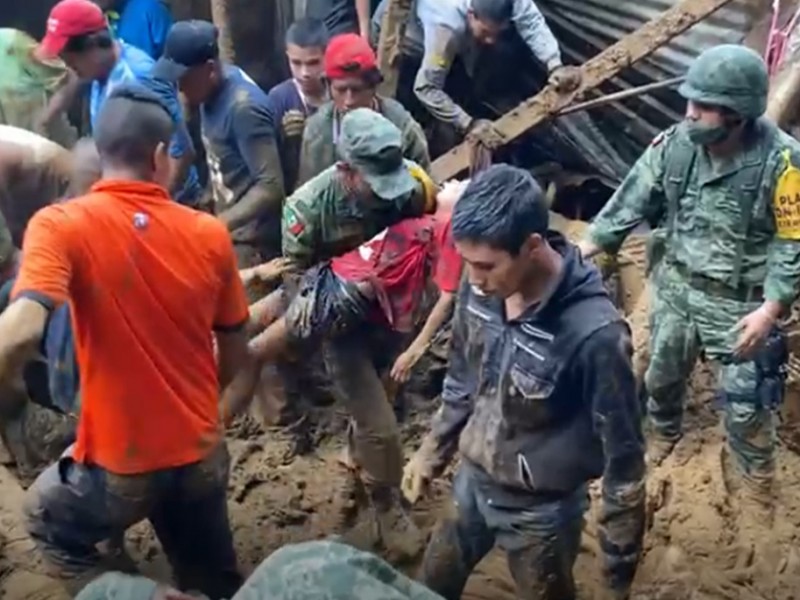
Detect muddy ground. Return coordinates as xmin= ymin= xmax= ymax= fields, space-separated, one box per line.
xmin=3 ymin=364 xmax=800 ymax=600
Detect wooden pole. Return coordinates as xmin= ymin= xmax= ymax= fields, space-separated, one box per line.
xmin=430 ymin=0 xmax=738 ymax=183
xmin=376 ymin=0 xmax=413 ymax=98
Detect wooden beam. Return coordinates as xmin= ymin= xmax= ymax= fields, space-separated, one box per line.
xmin=430 ymin=0 xmax=738 ymax=183
xmin=376 ymin=0 xmax=414 ymax=98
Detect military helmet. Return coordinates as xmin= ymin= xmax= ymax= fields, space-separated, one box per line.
xmin=678 ymin=44 xmax=769 ymax=119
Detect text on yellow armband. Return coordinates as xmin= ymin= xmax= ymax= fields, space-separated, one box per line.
xmin=773 ymin=149 xmax=800 ymax=241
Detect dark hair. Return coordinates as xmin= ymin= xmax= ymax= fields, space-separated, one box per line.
xmin=470 ymin=0 xmax=513 ymax=24
xmin=286 ymin=17 xmax=330 ymax=49
xmin=94 ymin=83 xmax=174 ymax=169
xmin=329 ymin=66 xmax=383 ymax=88
xmin=63 ymin=29 xmax=113 ymax=53
xmin=451 ymin=164 xmax=549 ymax=255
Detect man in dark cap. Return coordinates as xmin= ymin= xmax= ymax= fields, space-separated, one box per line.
xmin=155 ymin=20 xmax=285 ymax=266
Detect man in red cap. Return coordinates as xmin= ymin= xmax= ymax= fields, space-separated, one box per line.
xmin=296 ymin=33 xmax=430 ymax=187
xmin=36 ymin=0 xmax=202 ymax=207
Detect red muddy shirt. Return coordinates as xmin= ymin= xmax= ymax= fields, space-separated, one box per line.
xmin=330 ymin=214 xmax=462 ymax=332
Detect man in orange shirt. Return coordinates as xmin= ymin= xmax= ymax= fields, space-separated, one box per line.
xmin=0 ymin=83 xmax=249 ymax=598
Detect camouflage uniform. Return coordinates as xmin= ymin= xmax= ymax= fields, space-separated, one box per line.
xmin=586 ymin=45 xmax=800 ymax=498
xmin=295 ymin=97 xmax=431 ymax=189
xmin=279 ymin=110 xmax=436 ymax=559
xmin=76 ymin=541 xmax=447 ymax=600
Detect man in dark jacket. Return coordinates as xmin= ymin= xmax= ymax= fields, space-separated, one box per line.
xmin=402 ymin=164 xmax=646 ymax=600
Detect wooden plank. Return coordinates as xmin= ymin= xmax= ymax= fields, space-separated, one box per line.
xmin=430 ymin=0 xmax=738 ymax=183
xmin=376 ymin=0 xmax=414 ymax=98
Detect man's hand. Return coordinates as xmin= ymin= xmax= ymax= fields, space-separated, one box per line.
xmin=401 ymin=448 xmax=435 ymax=504
xmin=391 ymin=342 xmax=428 ymax=384
xmin=239 ymin=258 xmax=292 ymax=286
xmin=549 ymin=66 xmax=582 ymax=93
xmin=734 ymin=303 xmax=781 ymax=359
xmin=466 ymin=119 xmax=505 ymax=148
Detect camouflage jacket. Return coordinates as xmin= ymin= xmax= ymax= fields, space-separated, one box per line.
xmin=282 ymin=161 xmax=436 ymax=270
xmin=420 ymin=234 xmax=645 ymax=588
xmin=296 ymin=97 xmax=431 ymax=188
xmin=587 ymin=118 xmax=800 ymax=306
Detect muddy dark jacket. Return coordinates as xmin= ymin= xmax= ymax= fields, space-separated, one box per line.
xmin=426 ymin=233 xmax=646 ymax=586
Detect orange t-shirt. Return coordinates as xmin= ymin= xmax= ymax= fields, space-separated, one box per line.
xmin=12 ymin=180 xmax=249 ymax=475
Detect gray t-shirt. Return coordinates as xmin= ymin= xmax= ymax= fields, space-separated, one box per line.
xmin=305 ymin=0 xmax=357 ymax=36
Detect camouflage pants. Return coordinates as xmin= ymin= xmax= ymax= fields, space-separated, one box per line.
xmin=420 ymin=461 xmax=587 ymax=600
xmin=24 ymin=443 xmax=242 ymax=598
xmin=645 ymin=263 xmax=775 ymax=476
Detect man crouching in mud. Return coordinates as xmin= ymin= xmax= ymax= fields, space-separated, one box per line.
xmin=402 ymin=164 xmax=646 ymax=600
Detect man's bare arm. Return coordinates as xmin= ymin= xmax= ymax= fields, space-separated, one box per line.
xmin=0 ymin=299 xmax=49 ymax=412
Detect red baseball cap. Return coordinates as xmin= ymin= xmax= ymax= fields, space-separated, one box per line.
xmin=324 ymin=33 xmax=378 ymax=80
xmin=38 ymin=0 xmax=108 ymax=59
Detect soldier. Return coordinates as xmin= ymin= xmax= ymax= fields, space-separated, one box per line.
xmin=402 ymin=164 xmax=645 ymax=600
xmin=245 ymin=109 xmax=436 ymax=559
xmin=296 ymin=33 xmax=430 ymax=187
xmin=578 ymin=45 xmax=800 ymax=530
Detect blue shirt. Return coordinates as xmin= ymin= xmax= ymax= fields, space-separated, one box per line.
xmin=89 ymin=42 xmax=202 ymax=205
xmin=265 ymin=79 xmax=320 ymax=194
xmin=202 ymin=65 xmax=280 ymax=241
xmin=107 ymin=0 xmax=173 ymax=60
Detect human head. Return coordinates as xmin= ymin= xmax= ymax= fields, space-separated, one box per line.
xmin=467 ymin=0 xmax=513 ymax=46
xmin=69 ymin=137 xmax=102 ymax=196
xmin=74 ymin=572 xmax=194 ymax=600
xmin=153 ymin=20 xmax=222 ymax=107
xmin=286 ymin=18 xmax=329 ymax=96
xmin=38 ymin=0 xmax=115 ymax=80
xmin=337 ymin=108 xmax=416 ymax=200
xmin=679 ymin=44 xmax=768 ymax=147
xmin=94 ymin=83 xmax=174 ymax=186
xmin=452 ymin=164 xmax=550 ymax=298
xmin=324 ymin=33 xmax=382 ymax=113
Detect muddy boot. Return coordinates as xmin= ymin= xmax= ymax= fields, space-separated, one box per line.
xmin=738 ymin=470 xmax=775 ymax=545
xmin=334 ymin=461 xmax=368 ymax=532
xmin=647 ymin=434 xmax=679 ymax=468
xmin=368 ymin=485 xmax=425 ymax=563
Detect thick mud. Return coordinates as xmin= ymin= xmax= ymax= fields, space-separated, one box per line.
xmin=4 ymin=372 xmax=800 ymax=600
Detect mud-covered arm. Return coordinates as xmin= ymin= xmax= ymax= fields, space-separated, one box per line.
xmin=218 ymin=103 xmax=285 ymax=232
xmin=765 ymin=150 xmax=800 ymax=307
xmin=413 ymin=24 xmax=473 ymax=133
xmin=0 ymin=207 xmax=76 ymax=398
xmin=418 ymin=279 xmax=477 ymax=473
xmin=575 ymin=321 xmax=645 ymax=593
xmin=585 ymin=133 xmax=669 ymax=256
xmin=512 ymin=0 xmax=562 ymax=71
xmin=296 ymin=114 xmax=324 ymax=188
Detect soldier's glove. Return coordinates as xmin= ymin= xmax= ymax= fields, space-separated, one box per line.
xmin=401 ymin=448 xmax=436 ymax=505
xmin=548 ymin=65 xmax=582 ymax=93
xmin=465 ymin=119 xmax=505 ymax=149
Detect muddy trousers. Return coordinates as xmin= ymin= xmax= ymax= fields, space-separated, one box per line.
xmin=325 ymin=328 xmax=405 ymax=488
xmin=421 ymin=462 xmax=588 ymax=600
xmin=644 ymin=265 xmax=775 ymax=478
xmin=24 ymin=443 xmax=242 ymax=599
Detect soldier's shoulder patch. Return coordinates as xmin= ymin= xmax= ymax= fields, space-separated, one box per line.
xmin=283 ymin=204 xmax=306 ymax=237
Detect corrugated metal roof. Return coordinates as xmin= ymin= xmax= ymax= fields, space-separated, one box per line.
xmin=539 ymin=0 xmax=772 ymax=182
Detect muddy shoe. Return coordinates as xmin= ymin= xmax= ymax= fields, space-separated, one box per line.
xmin=647 ymin=435 xmax=679 ymax=467
xmin=334 ymin=464 xmax=368 ymax=532
xmin=369 ymin=486 xmax=425 ymax=563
